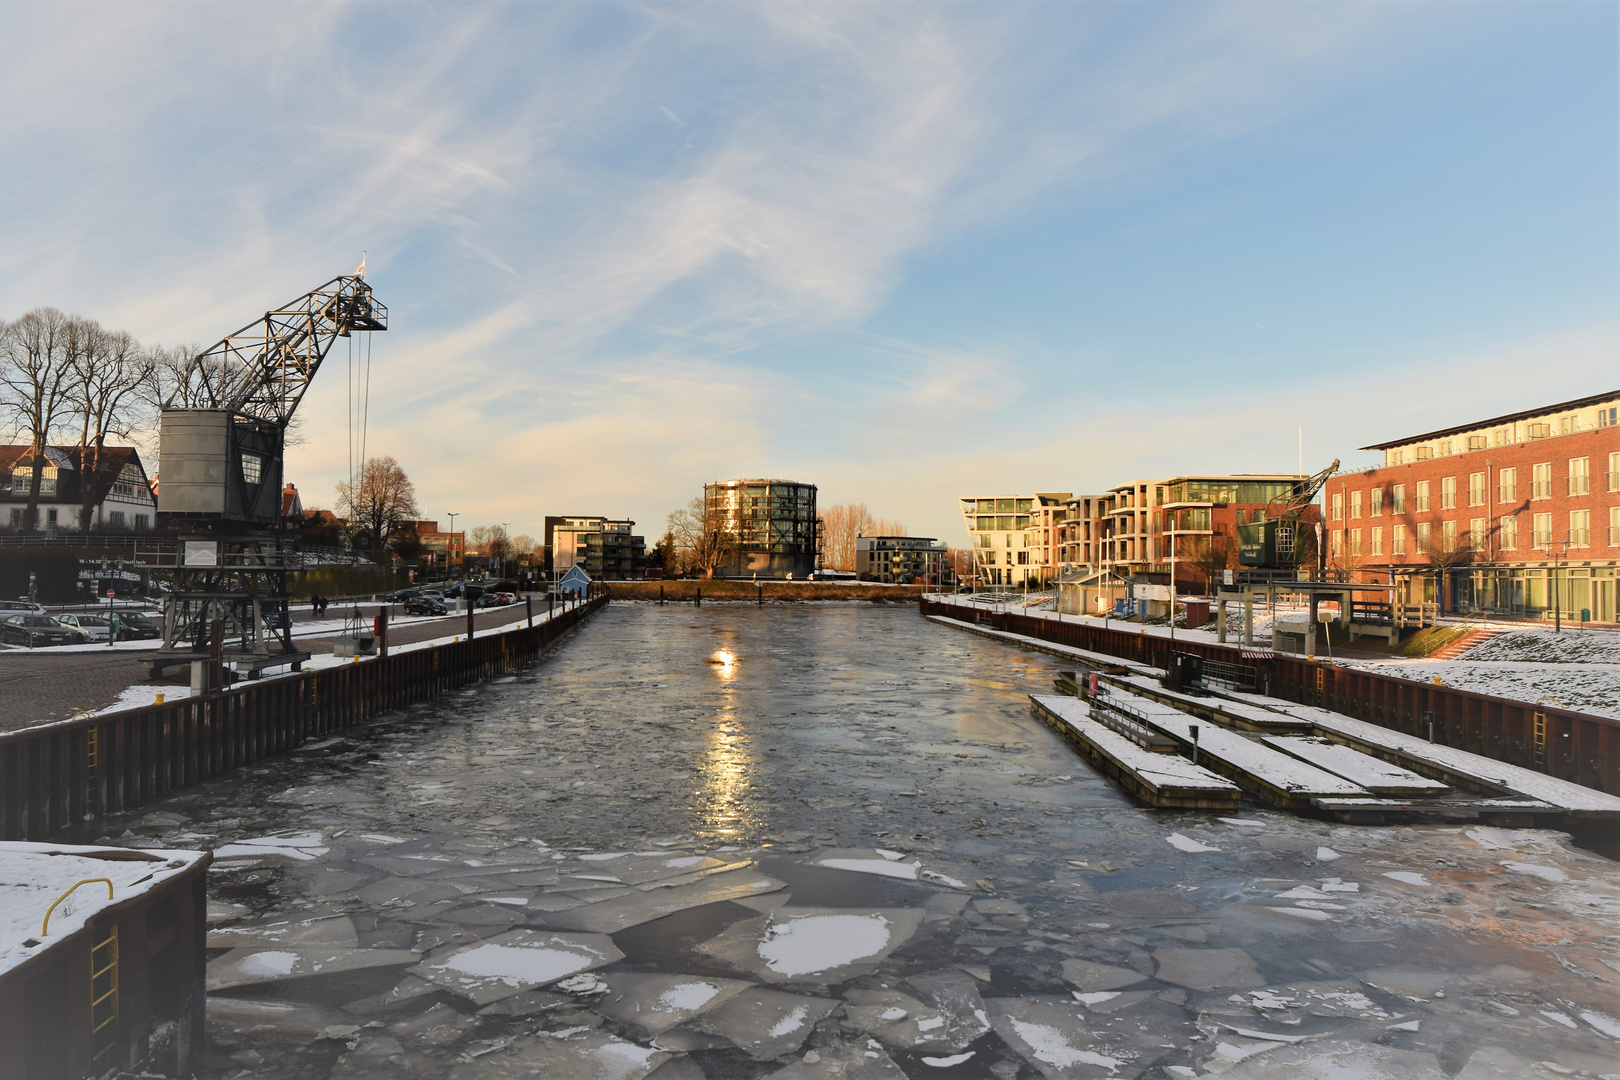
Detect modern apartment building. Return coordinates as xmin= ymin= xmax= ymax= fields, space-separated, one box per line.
xmin=1056 ymin=474 xmax=1316 ymax=591
xmin=545 ymin=515 xmax=646 ymax=580
xmin=856 ymin=535 xmax=948 ymax=585
xmin=706 ymin=478 xmax=818 ymax=579
xmin=1331 ymin=391 xmax=1620 ymax=620
xmin=958 ymin=493 xmax=1072 ymax=587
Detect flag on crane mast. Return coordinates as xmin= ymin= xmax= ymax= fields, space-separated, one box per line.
xmin=356 ymin=252 xmax=367 ymax=278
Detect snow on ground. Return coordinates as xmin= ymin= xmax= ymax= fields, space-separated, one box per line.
xmin=1342 ymin=658 xmax=1620 ymax=719
xmin=1464 ymin=627 xmax=1620 ymax=665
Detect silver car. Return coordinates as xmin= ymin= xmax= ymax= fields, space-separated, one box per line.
xmin=55 ymin=613 xmax=112 ymax=641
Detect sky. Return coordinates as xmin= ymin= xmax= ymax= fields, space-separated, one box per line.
xmin=2 ymin=1 xmax=1616 ymax=545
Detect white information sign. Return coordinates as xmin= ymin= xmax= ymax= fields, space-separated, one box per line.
xmin=1133 ymin=583 xmax=1171 ymax=602
xmin=184 ymin=541 xmax=219 ymax=567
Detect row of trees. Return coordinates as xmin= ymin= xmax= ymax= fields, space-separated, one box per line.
xmin=0 ymin=306 xmax=206 ymax=532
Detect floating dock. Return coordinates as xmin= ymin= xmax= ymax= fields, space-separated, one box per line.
xmin=1262 ymin=736 xmax=1450 ymax=797
xmin=1029 ymin=696 xmax=1240 ymax=810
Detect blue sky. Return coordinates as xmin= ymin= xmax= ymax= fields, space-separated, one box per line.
xmin=2 ymin=1 xmax=1615 ymax=544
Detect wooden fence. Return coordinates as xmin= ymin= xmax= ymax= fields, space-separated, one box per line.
xmin=0 ymin=596 xmax=606 ymax=841
xmin=921 ymin=598 xmax=1619 ymax=795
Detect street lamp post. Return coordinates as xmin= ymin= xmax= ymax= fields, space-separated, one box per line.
xmin=446 ymin=512 xmax=459 ymax=581
xmin=1550 ymin=539 xmax=1569 ymax=632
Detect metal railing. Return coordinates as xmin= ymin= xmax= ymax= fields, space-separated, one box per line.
xmin=0 ymin=595 xmax=605 ymax=841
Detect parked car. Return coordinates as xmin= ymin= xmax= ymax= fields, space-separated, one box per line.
xmin=493 ymin=592 xmax=517 ymax=606
xmin=262 ymin=610 xmax=292 ymax=631
xmin=0 ymin=614 xmax=82 ymax=647
xmin=443 ymin=584 xmax=485 ymax=601
xmin=114 ymin=612 xmax=161 ymax=641
xmin=385 ymin=588 xmax=423 ymax=603
xmin=404 ymin=596 xmax=447 ymax=616
xmin=55 ymin=613 xmax=112 ymax=642
xmin=0 ymin=600 xmax=49 ymax=616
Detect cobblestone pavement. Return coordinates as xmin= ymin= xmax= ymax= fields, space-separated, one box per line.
xmin=0 ymin=604 xmax=536 ymax=733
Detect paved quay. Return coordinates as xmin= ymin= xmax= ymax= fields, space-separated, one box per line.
xmin=80 ymin=603 xmax=1620 ymax=1080
xmin=0 ymin=603 xmax=536 ymax=732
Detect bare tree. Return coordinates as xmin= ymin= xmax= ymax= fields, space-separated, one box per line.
xmin=1187 ymin=536 xmax=1232 ymax=596
xmin=1420 ymin=528 xmax=1472 ymax=613
xmin=336 ymin=456 xmax=418 ymax=555
xmin=507 ymin=534 xmax=538 ymax=567
xmin=668 ymin=495 xmax=736 ymax=579
xmin=0 ymin=308 xmax=77 ymax=532
xmin=469 ymin=524 xmax=511 ymax=564
xmin=819 ymin=503 xmax=872 ymax=571
xmin=67 ymin=322 xmax=157 ymax=530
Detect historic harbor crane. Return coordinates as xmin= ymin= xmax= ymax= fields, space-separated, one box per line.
xmin=1237 ymin=457 xmax=1339 ymax=574
xmin=153 ymin=271 xmax=386 ymax=655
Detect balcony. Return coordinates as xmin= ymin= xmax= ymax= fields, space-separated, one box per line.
xmin=1532 ymin=531 xmax=1552 ymax=549
xmin=1498 ymin=485 xmax=1516 ymax=503
xmin=1568 ymin=476 xmax=1590 ymax=496
xmin=1570 ymin=529 xmax=1590 ymax=548
xmin=1610 ymin=471 xmax=1620 ymax=492
xmin=1531 ymin=480 xmax=1552 ymax=499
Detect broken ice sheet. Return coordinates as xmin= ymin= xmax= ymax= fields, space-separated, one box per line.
xmin=905 ymin=969 xmax=992 ymax=1051
xmin=841 ymin=988 xmax=953 ymax=1051
xmin=207 ymin=914 xmax=359 ymax=949
xmin=1059 ymin=958 xmax=1147 ymax=993
xmin=446 ymin=1028 xmax=668 ymax=1080
xmin=409 ymin=929 xmax=622 ymax=1005
xmin=212 ymin=831 xmax=331 ymax=863
xmin=207 ymin=946 xmax=418 ymax=991
xmin=690 ymin=986 xmax=839 ymax=1060
xmin=762 ymin=1040 xmax=908 ymax=1078
xmin=810 ymin=849 xmax=921 ymax=880
xmin=1152 ymin=947 xmax=1265 ymax=992
xmin=541 ymin=869 xmax=786 ymax=933
xmin=988 ymin=997 xmax=1132 ymax=1079
xmin=593 ymin=972 xmax=752 ymax=1034
xmin=697 ymin=907 xmax=926 ymax=984
xmin=1212 ymin=1038 xmax=1447 ymax=1079
xmin=1165 ymin=832 xmax=1220 ymax=853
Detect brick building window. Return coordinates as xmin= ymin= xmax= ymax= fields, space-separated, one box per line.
xmin=1351 ymin=529 xmax=1362 ymax=556
xmin=1440 ymin=476 xmax=1456 ymax=510
xmin=1470 ymin=518 xmax=1486 ymax=551
xmin=1468 ymin=472 xmax=1485 ymax=507
xmin=1568 ymin=457 xmax=1589 ymax=496
xmin=1442 ymin=520 xmax=1457 ymax=547
xmin=1393 ymin=484 xmax=1406 ymax=515
xmin=1331 ymin=493 xmax=1343 ymax=521
xmin=1611 ymin=507 xmax=1620 ymax=547
xmin=1371 ymin=488 xmax=1383 ymax=516
xmin=1371 ymin=527 xmax=1383 ymax=555
xmin=1393 ymin=525 xmax=1407 ymax=555
xmin=1350 ymin=491 xmax=1361 ymax=519
xmin=1331 ymin=530 xmax=1343 ymax=557
xmin=1601 ymin=406 xmax=1619 ymax=428
xmin=1415 ymin=481 xmax=1430 ymax=513
xmin=1533 ymin=513 xmax=1552 ymax=549
xmin=1570 ymin=510 xmax=1590 ymax=548
xmin=1532 ymin=463 xmax=1552 ymax=499
xmin=1417 ymin=522 xmax=1431 ymax=548
xmin=1499 ymin=467 xmax=1517 ymax=503
xmin=1499 ymin=515 xmax=1517 ymax=551
xmin=1610 ymin=452 xmax=1620 ymax=492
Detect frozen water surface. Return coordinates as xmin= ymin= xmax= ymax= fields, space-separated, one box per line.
xmin=70 ymin=604 xmax=1620 ymax=1078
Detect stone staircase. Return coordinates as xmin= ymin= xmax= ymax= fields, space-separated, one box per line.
xmin=1430 ymin=628 xmax=1503 ymax=661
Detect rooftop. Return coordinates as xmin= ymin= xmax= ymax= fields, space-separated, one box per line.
xmin=1359 ymin=390 xmax=1620 ymax=451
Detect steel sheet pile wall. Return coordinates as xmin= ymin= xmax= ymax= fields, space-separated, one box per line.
xmin=0 ymin=597 xmax=605 ymax=841
xmin=920 ymin=598 xmax=1619 ymax=795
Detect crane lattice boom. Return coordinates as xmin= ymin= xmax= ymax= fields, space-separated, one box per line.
xmin=166 ymin=275 xmax=386 ymax=426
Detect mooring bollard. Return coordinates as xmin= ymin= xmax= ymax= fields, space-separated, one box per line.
xmin=696 ymin=587 xmax=701 ymax=607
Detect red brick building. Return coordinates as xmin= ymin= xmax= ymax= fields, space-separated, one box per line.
xmin=1330 ymin=391 xmax=1620 ymax=622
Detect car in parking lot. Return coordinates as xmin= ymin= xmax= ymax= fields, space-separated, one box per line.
xmin=55 ymin=613 xmax=112 ymax=642
xmin=0 ymin=600 xmax=49 ymax=617
xmin=114 ymin=612 xmax=161 ymax=641
xmin=0 ymin=614 xmax=83 ymax=647
xmin=404 ymin=596 xmax=448 ymax=616
xmin=443 ymin=584 xmax=485 ymax=602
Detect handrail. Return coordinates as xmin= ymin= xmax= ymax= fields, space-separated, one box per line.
xmin=42 ymin=878 xmax=114 ymax=935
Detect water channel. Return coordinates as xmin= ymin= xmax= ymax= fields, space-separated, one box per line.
xmin=101 ymin=603 xmax=1620 ymax=1078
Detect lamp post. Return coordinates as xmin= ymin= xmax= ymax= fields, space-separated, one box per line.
xmin=446 ymin=512 xmax=459 ymax=582
xmin=1549 ymin=539 xmax=1569 ymax=632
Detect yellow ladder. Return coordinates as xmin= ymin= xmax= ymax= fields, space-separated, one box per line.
xmin=90 ymin=924 xmax=119 ymax=1069
xmin=1532 ymin=711 xmax=1547 ymax=771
